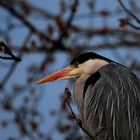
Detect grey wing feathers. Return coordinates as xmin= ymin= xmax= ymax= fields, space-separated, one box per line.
xmin=83 ymin=63 xmax=140 ymax=140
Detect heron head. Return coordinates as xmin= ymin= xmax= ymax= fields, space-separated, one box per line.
xmin=34 ymin=52 xmax=112 ymax=84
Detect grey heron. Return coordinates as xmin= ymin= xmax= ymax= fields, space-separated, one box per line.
xmin=35 ymin=52 xmax=140 ymax=140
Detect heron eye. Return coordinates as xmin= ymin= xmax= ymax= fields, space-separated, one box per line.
xmin=73 ymin=62 xmax=79 ymax=68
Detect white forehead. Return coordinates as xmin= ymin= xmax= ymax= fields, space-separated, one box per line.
xmin=79 ymin=59 xmax=109 ymax=74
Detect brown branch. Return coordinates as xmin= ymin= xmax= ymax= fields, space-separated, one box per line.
xmin=58 ymin=0 xmax=79 ymax=42
xmin=117 ymin=0 xmax=140 ymax=24
xmin=63 ymin=87 xmax=94 ymax=139
xmin=18 ymin=1 xmax=56 ymax=20
xmin=90 ymin=40 xmax=140 ymax=50
xmin=0 ymin=32 xmax=31 ymax=89
xmin=0 ymin=3 xmax=54 ymax=42
xmin=117 ymin=0 xmax=140 ymax=30
xmin=126 ymin=22 xmax=140 ymax=30
xmin=0 ymin=3 xmax=78 ymax=52
xmin=64 ymin=87 xmax=106 ymax=140
xmin=7 ymin=39 xmax=140 ymax=57
xmin=0 ymin=41 xmax=21 ymax=61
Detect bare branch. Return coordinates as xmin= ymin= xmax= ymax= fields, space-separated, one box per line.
xmin=0 ymin=3 xmax=54 ymax=42
xmin=64 ymin=87 xmax=106 ymax=140
xmin=63 ymin=87 xmax=94 ymax=139
xmin=126 ymin=22 xmax=140 ymax=30
xmin=0 ymin=41 xmax=21 ymax=61
xmin=117 ymin=0 xmax=140 ymax=30
xmin=117 ymin=0 xmax=140 ymax=24
xmin=58 ymin=0 xmax=79 ymax=42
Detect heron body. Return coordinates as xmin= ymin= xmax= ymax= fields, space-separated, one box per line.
xmin=75 ymin=63 xmax=140 ymax=140
xmin=35 ymin=52 xmax=140 ymax=140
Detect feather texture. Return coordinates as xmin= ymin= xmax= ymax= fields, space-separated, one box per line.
xmin=74 ymin=63 xmax=140 ymax=140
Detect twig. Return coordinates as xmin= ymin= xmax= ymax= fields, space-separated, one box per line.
xmin=64 ymin=87 xmax=106 ymax=140
xmin=126 ymin=22 xmax=140 ymax=30
xmin=57 ymin=0 xmax=79 ymax=42
xmin=117 ymin=0 xmax=140 ymax=30
xmin=0 ymin=3 xmax=53 ymax=42
xmin=117 ymin=0 xmax=140 ymax=24
xmin=0 ymin=32 xmax=31 ymax=88
xmin=0 ymin=41 xmax=21 ymax=61
xmin=64 ymin=87 xmax=94 ymax=139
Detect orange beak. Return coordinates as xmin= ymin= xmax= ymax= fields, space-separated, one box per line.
xmin=34 ymin=66 xmax=74 ymax=84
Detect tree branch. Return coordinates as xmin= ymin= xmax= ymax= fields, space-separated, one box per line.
xmin=58 ymin=0 xmax=79 ymax=42
xmin=0 ymin=41 xmax=21 ymax=61
xmin=0 ymin=3 xmax=54 ymax=42
xmin=64 ymin=87 xmax=106 ymax=140
xmin=117 ymin=0 xmax=140 ymax=24
xmin=117 ymin=0 xmax=140 ymax=30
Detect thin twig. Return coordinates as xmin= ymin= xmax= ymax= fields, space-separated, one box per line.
xmin=0 ymin=32 xmax=31 ymax=88
xmin=57 ymin=0 xmax=79 ymax=42
xmin=117 ymin=0 xmax=140 ymax=24
xmin=67 ymin=103 xmax=95 ymax=140
xmin=0 ymin=41 xmax=21 ymax=61
xmin=0 ymin=3 xmax=53 ymax=42
xmin=64 ymin=87 xmax=106 ymax=140
xmin=126 ymin=22 xmax=140 ymax=30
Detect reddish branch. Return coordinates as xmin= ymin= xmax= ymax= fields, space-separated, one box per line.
xmin=57 ymin=0 xmax=79 ymax=42
xmin=117 ymin=0 xmax=140 ymax=30
xmin=0 ymin=41 xmax=21 ymax=61
xmin=0 ymin=33 xmax=32 ymax=89
xmin=117 ymin=0 xmax=140 ymax=24
xmin=64 ymin=87 xmax=106 ymax=140
xmin=0 ymin=2 xmax=53 ymax=42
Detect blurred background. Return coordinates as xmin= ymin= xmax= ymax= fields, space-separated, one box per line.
xmin=0 ymin=0 xmax=140 ymax=140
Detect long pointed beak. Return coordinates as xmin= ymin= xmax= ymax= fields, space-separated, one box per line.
xmin=34 ymin=66 xmax=78 ymax=84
